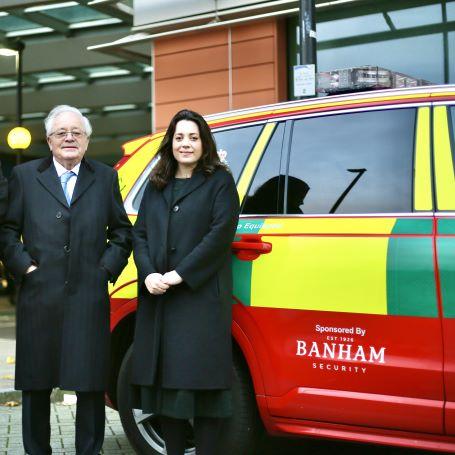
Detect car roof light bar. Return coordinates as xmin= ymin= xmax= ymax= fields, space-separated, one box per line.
xmin=317 ymin=66 xmax=431 ymax=95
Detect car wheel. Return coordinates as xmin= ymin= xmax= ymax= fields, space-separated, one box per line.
xmin=218 ymin=350 xmax=262 ymax=454
xmin=117 ymin=345 xmax=261 ymax=455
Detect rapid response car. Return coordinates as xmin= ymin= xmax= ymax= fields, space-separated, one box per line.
xmin=107 ymin=69 xmax=455 ymax=454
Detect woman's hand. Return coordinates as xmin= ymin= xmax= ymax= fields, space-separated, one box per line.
xmin=162 ymin=270 xmax=183 ymax=286
xmin=144 ymin=273 xmax=169 ymax=295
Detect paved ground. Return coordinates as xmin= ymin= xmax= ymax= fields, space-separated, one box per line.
xmin=0 ymin=297 xmax=135 ymax=455
xmin=0 ymin=402 xmax=135 ymax=455
xmin=0 ymin=297 xmax=15 ymax=395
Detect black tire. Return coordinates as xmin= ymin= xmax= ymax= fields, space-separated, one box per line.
xmin=218 ymin=351 xmax=262 ymax=454
xmin=117 ymin=345 xmax=261 ymax=455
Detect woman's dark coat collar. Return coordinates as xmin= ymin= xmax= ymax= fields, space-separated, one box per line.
xmin=162 ymin=170 xmax=206 ymax=206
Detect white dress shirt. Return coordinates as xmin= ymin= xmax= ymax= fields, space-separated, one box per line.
xmin=53 ymin=158 xmax=80 ymax=202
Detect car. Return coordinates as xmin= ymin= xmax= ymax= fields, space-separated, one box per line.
xmin=106 ymin=75 xmax=455 ymax=454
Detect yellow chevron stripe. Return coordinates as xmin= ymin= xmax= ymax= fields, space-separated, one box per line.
xmin=208 ymin=110 xmax=275 ymax=126
xmin=237 ymin=123 xmax=276 ymax=204
xmin=434 ymin=106 xmax=455 ymax=210
xmin=208 ymin=93 xmax=435 ymax=125
xmin=118 ymin=136 xmax=162 ymax=199
xmin=257 ymin=217 xmax=397 ymax=234
xmin=251 ymin=235 xmax=388 ymax=314
xmin=249 ymin=217 xmax=397 ymax=314
xmin=414 ymin=107 xmax=432 ymax=211
xmin=273 ymin=93 xmax=432 ymax=116
xmin=431 ymin=91 xmax=455 ymax=97
xmin=122 ymin=137 xmax=151 ymax=156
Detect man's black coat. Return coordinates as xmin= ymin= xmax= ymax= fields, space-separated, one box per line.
xmin=131 ymin=168 xmax=239 ymax=389
xmin=1 ymin=156 xmax=132 ymax=391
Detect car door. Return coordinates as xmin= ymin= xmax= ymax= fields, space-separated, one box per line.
xmin=234 ymin=105 xmax=444 ymax=434
xmin=433 ymin=103 xmax=455 ymax=435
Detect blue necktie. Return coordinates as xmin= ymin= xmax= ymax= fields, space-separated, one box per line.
xmin=60 ymin=171 xmax=75 ymax=205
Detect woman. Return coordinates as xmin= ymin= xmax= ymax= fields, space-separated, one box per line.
xmin=131 ymin=109 xmax=240 ymax=455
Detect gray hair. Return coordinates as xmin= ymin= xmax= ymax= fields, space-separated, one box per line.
xmin=44 ymin=105 xmax=92 ymax=137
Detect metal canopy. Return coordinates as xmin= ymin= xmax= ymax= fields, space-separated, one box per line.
xmin=90 ymin=0 xmax=454 ymax=58
xmin=0 ymin=0 xmax=150 ymax=165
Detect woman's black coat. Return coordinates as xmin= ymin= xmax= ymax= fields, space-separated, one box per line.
xmin=131 ymin=168 xmax=239 ymax=389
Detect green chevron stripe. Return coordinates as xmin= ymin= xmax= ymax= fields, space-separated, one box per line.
xmin=387 ymin=219 xmax=437 ymax=317
xmin=390 ymin=218 xmax=433 ymax=234
xmin=232 ymin=218 xmax=264 ymax=306
xmin=438 ymin=219 xmax=455 ymax=234
xmin=437 ymin=237 xmax=455 ymax=318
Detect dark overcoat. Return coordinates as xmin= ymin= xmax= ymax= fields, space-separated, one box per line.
xmin=1 ymin=156 xmax=132 ymax=391
xmin=131 ymin=168 xmax=239 ymax=389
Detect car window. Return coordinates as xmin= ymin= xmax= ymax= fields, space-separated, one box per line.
xmin=287 ymin=108 xmax=416 ymax=214
xmin=213 ymin=125 xmax=263 ymax=182
xmin=242 ymin=123 xmax=286 ymax=214
xmin=130 ymin=155 xmax=160 ymax=212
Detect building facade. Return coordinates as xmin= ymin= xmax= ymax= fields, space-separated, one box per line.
xmin=122 ymin=0 xmax=455 ymax=130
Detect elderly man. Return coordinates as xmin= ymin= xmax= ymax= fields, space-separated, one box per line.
xmin=1 ymin=105 xmax=132 ymax=455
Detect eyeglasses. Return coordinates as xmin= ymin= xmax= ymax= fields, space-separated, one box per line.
xmin=49 ymin=130 xmax=87 ymax=140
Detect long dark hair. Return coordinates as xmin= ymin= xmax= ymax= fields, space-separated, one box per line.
xmin=150 ymin=109 xmax=225 ymax=190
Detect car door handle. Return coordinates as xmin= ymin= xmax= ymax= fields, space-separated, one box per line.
xmin=232 ymin=240 xmax=272 ymax=261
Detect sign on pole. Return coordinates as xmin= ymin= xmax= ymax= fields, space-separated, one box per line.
xmin=293 ymin=64 xmax=316 ymax=97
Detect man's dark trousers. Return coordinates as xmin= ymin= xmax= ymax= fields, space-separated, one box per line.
xmin=22 ymin=390 xmax=105 ymax=455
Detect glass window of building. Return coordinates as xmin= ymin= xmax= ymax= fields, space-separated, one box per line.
xmin=448 ymin=0 xmax=455 ymax=20
xmin=387 ymin=4 xmax=442 ymax=28
xmin=318 ymin=34 xmax=445 ymax=84
xmin=450 ymin=32 xmax=455 ymax=82
xmin=317 ymin=13 xmax=389 ymax=41
xmin=288 ymin=0 xmax=455 ymax=95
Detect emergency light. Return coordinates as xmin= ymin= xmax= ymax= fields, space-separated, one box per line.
xmin=317 ymin=66 xmax=431 ymax=95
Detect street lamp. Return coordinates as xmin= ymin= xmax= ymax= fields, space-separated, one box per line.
xmin=7 ymin=126 xmax=32 ymax=164
xmin=1 ymin=40 xmax=27 ymax=164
